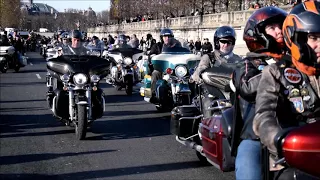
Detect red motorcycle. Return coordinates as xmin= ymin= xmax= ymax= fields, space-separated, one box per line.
xmin=262 ymin=120 xmax=320 ymax=179
xmin=171 ymin=65 xmax=236 ymax=172
xmin=171 ymin=66 xmax=320 ymax=179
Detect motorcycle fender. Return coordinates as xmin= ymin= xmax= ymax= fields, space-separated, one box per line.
xmin=76 ymin=95 xmax=88 ymax=105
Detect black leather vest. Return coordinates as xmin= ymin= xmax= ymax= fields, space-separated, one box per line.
xmin=278 ymin=63 xmax=320 ymax=126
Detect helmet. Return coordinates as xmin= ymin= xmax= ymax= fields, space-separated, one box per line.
xmin=118 ymin=34 xmax=127 ymax=44
xmin=160 ymin=28 xmax=174 ymax=37
xmin=70 ymin=30 xmax=83 ymax=39
xmin=283 ymin=1 xmax=320 ymax=72
xmin=60 ymin=32 xmax=70 ymax=39
xmin=214 ymin=26 xmax=237 ymax=50
xmin=243 ymin=6 xmax=288 ymax=53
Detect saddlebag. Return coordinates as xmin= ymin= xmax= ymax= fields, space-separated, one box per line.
xmin=170 ymin=105 xmax=201 ymax=138
xmin=200 ymin=114 xmax=235 ymax=172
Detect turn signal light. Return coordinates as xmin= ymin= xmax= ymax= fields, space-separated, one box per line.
xmin=166 ymin=68 xmax=173 ymax=75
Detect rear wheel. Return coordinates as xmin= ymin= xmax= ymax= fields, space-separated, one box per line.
xmin=75 ymin=104 xmax=87 ymax=140
xmin=14 ymin=66 xmax=20 ymax=72
xmin=193 ymin=122 xmax=210 ymax=165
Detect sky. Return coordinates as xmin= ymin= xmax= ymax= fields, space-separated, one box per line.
xmin=33 ymin=0 xmax=110 ymax=12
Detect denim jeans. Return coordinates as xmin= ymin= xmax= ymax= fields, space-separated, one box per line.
xmin=235 ymin=140 xmax=261 ymax=180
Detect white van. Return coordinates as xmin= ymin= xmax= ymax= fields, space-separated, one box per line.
xmin=5 ymin=28 xmax=15 ymax=33
xmin=39 ymin=28 xmax=49 ymax=32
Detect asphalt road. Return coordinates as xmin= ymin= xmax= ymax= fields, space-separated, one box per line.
xmin=0 ymin=52 xmax=235 ymax=180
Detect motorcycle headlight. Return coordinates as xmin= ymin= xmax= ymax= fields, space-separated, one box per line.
xmin=90 ymin=75 xmax=100 ymax=83
xmin=124 ymin=57 xmax=132 ymax=65
xmin=175 ymin=65 xmax=187 ymax=77
xmin=73 ymin=73 xmax=88 ymax=85
xmin=60 ymin=74 xmax=70 ymax=82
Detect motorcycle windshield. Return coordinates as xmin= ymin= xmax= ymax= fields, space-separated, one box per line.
xmin=161 ymin=46 xmax=191 ymax=54
xmin=48 ymin=54 xmax=111 ymax=76
xmin=108 ymin=45 xmax=143 ymax=57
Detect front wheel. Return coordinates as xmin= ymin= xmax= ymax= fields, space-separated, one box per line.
xmin=0 ymin=62 xmax=8 ymax=73
xmin=125 ymin=76 xmax=133 ymax=96
xmin=75 ymin=104 xmax=87 ymax=140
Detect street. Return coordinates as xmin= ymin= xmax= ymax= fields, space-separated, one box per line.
xmin=0 ymin=52 xmax=235 ymax=180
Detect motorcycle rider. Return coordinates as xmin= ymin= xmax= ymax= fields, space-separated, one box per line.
xmin=191 ymin=26 xmax=242 ymax=83
xmin=253 ymin=1 xmax=320 ymax=179
xmin=112 ymin=34 xmax=132 ymax=49
xmin=61 ymin=30 xmax=87 ymax=56
xmin=149 ymin=28 xmax=182 ymax=102
xmin=231 ymin=6 xmax=288 ymax=180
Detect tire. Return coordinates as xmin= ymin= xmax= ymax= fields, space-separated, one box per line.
xmin=75 ymin=104 xmax=87 ymax=140
xmin=193 ymin=122 xmax=210 ymax=165
xmin=14 ymin=66 xmax=20 ymax=72
xmin=125 ymin=77 xmax=133 ymax=96
xmin=0 ymin=62 xmax=8 ymax=73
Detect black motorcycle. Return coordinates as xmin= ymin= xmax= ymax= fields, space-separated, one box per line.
xmin=105 ymin=47 xmax=144 ymax=95
xmin=46 ymin=54 xmax=110 ymax=140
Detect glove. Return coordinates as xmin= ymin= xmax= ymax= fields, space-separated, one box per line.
xmin=242 ymin=61 xmax=260 ymax=81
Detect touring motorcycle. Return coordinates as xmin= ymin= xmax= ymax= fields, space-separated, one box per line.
xmin=0 ymin=45 xmax=27 ymax=73
xmin=171 ymin=65 xmax=320 ymax=179
xmin=140 ymin=46 xmax=200 ymax=111
xmin=171 ymin=65 xmax=235 ymax=171
xmin=105 ymin=47 xmax=144 ymax=95
xmin=46 ymin=50 xmax=110 ymax=140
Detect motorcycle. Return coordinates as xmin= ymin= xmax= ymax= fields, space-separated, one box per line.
xmin=0 ymin=46 xmax=27 ymax=73
xmin=262 ymin=121 xmax=320 ymax=180
xmin=46 ymin=52 xmax=110 ymax=140
xmin=41 ymin=43 xmax=54 ymax=58
xmin=105 ymin=47 xmax=144 ymax=95
xmin=171 ymin=65 xmax=236 ymax=171
xmin=140 ymin=46 xmax=200 ymax=111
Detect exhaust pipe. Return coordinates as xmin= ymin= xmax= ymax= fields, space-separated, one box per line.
xmin=175 ymin=136 xmax=205 ymax=156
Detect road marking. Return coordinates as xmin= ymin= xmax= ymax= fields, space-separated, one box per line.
xmin=30 ymin=62 xmax=33 ymax=65
xmin=36 ymin=74 xmax=41 ymax=79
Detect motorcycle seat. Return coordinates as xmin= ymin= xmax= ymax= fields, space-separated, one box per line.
xmin=221 ymin=106 xmax=234 ymax=137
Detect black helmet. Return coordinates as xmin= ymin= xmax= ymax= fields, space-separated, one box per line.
xmin=118 ymin=34 xmax=127 ymax=44
xmin=70 ymin=30 xmax=83 ymax=39
xmin=214 ymin=26 xmax=237 ymax=50
xmin=160 ymin=28 xmax=174 ymax=37
xmin=61 ymin=32 xmax=70 ymax=39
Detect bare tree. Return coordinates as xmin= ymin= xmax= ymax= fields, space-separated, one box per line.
xmin=0 ymin=0 xmax=21 ymax=28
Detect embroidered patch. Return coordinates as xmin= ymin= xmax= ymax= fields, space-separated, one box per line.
xmin=290 ymin=97 xmax=304 ymax=113
xmin=284 ymin=68 xmax=302 ymax=84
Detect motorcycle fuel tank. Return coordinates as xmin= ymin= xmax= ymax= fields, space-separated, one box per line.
xmin=282 ymin=120 xmax=320 ymax=177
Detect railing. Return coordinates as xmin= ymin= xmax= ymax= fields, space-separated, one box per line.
xmin=87 ymin=5 xmax=292 ymax=33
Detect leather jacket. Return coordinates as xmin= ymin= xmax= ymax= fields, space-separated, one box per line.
xmin=253 ymin=57 xmax=320 ymax=155
xmin=231 ymin=52 xmax=279 ymax=155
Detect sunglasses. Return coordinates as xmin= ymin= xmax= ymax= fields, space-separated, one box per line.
xmin=219 ymin=40 xmax=232 ymax=44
